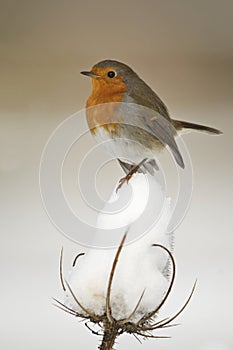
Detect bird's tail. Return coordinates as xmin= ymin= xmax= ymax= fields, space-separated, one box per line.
xmin=173 ymin=119 xmax=222 ymax=135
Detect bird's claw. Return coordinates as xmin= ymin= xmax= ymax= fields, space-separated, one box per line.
xmin=116 ymin=159 xmax=147 ymax=192
xmin=116 ymin=174 xmax=133 ymax=192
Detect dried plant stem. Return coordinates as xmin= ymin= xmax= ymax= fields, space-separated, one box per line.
xmin=99 ymin=321 xmax=119 ymax=350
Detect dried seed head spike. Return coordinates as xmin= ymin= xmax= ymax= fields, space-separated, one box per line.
xmin=150 ymin=280 xmax=197 ymax=330
xmin=135 ymin=331 xmax=171 ymax=339
xmin=85 ymin=321 xmax=103 ymax=336
xmin=72 ymin=252 xmax=85 ymax=267
xmin=52 ymin=297 xmax=87 ymax=318
xmin=54 ymin=303 xmax=80 ymax=317
xmin=119 ymin=289 xmax=146 ymax=325
xmin=137 ymin=243 xmax=176 ymax=325
xmin=133 ymin=333 xmax=143 ymax=343
xmin=60 ymin=247 xmax=66 ymax=291
xmin=158 ymin=322 xmax=179 ymax=329
xmin=106 ymin=232 xmax=127 ymax=323
xmin=139 ymin=280 xmax=197 ymax=332
xmin=65 ymin=280 xmax=100 ymax=321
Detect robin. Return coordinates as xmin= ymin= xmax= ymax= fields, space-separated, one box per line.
xmin=81 ymin=60 xmax=222 ymax=189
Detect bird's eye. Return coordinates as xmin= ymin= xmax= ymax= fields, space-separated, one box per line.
xmin=107 ymin=71 xmax=116 ymax=78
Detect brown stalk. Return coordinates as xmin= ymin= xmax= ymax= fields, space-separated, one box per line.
xmin=105 ymin=232 xmax=127 ymax=323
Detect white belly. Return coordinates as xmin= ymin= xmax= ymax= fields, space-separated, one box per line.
xmin=93 ymin=127 xmax=155 ymax=164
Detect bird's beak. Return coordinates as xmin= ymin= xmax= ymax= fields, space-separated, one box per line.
xmin=80 ymin=71 xmax=100 ymax=78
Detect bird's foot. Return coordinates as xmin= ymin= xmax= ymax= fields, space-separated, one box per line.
xmin=116 ymin=158 xmax=148 ymax=192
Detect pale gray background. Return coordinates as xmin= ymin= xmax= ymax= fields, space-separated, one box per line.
xmin=1 ymin=1 xmax=232 ymax=349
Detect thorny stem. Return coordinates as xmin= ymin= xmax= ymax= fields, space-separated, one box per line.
xmin=99 ymin=321 xmax=119 ymax=350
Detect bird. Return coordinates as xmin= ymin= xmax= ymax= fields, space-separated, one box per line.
xmin=81 ymin=59 xmax=222 ymax=189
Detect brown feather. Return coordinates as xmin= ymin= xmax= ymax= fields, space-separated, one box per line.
xmin=173 ymin=119 xmax=222 ymax=134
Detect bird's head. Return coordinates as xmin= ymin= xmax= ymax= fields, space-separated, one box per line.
xmin=81 ymin=60 xmax=140 ymax=98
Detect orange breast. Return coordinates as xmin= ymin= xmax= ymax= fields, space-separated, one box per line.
xmin=85 ymin=75 xmax=127 ymax=135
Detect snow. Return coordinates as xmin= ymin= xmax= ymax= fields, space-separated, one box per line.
xmin=64 ymin=173 xmax=173 ymax=322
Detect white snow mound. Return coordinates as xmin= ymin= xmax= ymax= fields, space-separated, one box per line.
xmin=65 ymin=173 xmax=173 ymax=322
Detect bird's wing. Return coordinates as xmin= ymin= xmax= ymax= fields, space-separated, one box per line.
xmin=127 ymin=80 xmax=171 ymax=121
xmin=143 ymin=111 xmax=184 ymax=168
xmin=120 ymin=101 xmax=185 ymax=168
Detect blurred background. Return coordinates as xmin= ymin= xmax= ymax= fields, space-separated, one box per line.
xmin=0 ymin=1 xmax=232 ymax=349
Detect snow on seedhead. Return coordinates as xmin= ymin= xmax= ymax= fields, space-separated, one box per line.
xmin=64 ymin=173 xmax=173 ymax=322
xmin=54 ymin=173 xmax=195 ymax=348
xmin=90 ymin=171 xmax=168 ymax=248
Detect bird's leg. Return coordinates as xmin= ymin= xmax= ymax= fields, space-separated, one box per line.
xmin=116 ymin=158 xmax=148 ymax=192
